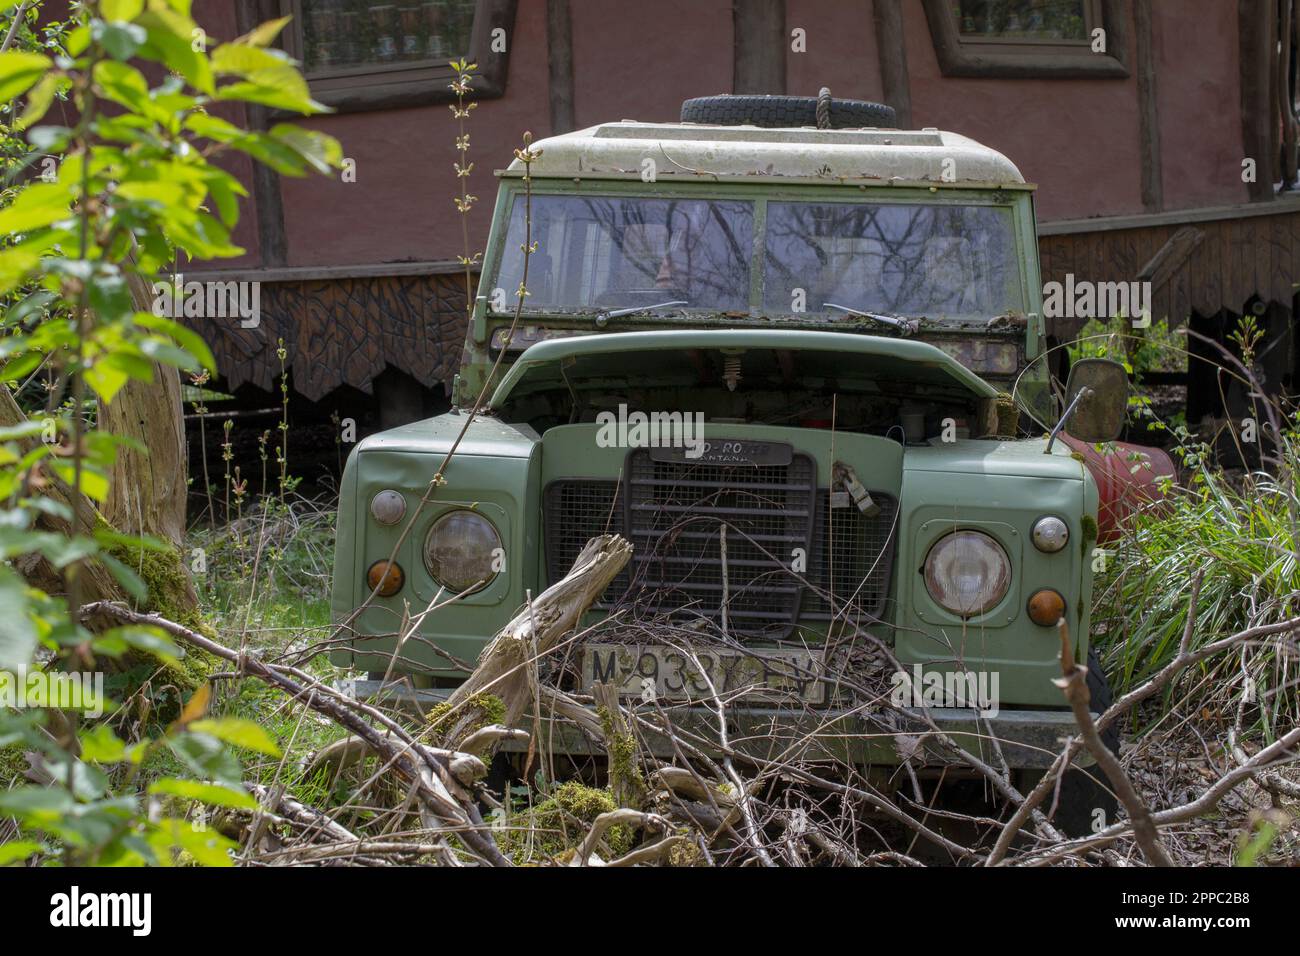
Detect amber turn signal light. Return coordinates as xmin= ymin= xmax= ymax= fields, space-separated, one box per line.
xmin=366 ymin=560 xmax=404 ymax=597
xmin=1026 ymin=588 xmax=1066 ymax=627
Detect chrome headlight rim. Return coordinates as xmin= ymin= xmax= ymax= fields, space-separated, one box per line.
xmin=1030 ymin=515 xmax=1070 ymax=554
xmin=422 ymin=509 xmax=502 ymax=595
xmin=922 ymin=529 xmax=1013 ymax=619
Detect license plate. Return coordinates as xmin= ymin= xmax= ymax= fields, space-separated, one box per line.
xmin=649 ymin=440 xmax=792 ymax=467
xmin=579 ymin=643 xmax=825 ymax=704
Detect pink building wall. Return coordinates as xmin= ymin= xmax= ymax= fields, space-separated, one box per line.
xmin=192 ymin=0 xmax=1254 ymax=270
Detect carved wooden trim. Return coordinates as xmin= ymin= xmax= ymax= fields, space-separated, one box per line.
xmin=270 ymin=0 xmax=517 ymax=113
xmin=191 ymin=273 xmax=470 ymax=400
xmin=921 ymin=0 xmax=1129 ymax=79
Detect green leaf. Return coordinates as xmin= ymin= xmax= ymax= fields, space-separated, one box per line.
xmin=138 ymin=336 xmax=199 ymax=369
xmin=0 ymin=841 xmax=43 ymax=865
xmin=0 ymin=182 xmax=73 ymax=235
xmin=0 ymin=350 xmax=45 ymax=384
xmin=102 ymin=0 xmax=145 ymax=20
xmin=151 ymin=817 xmax=236 ymax=867
xmin=17 ymin=73 xmax=68 ymax=131
xmin=0 ymin=567 xmax=37 ymax=675
xmin=137 ymin=10 xmax=213 ymax=95
xmin=82 ymin=358 xmax=131 ymax=405
xmin=31 ymin=532 xmax=99 ymax=569
xmin=217 ymin=63 xmax=325 ymax=115
xmin=93 ymin=19 xmax=147 ymax=61
xmin=0 ymin=786 xmax=75 ymax=818
xmin=92 ymin=527 xmax=169 ymax=552
xmin=97 ymin=552 xmax=149 ymax=603
xmin=211 ymin=41 xmax=288 ymax=76
xmin=236 ymin=15 xmax=290 ymax=47
xmin=93 ymin=59 xmax=149 ymax=110
xmin=189 ymin=718 xmax=281 ymax=757
xmin=133 ymin=312 xmax=217 ymax=372
xmin=49 ymin=461 xmax=109 ymax=503
xmin=109 ymin=624 xmax=182 ymax=664
xmin=0 ymin=51 xmax=51 ymax=102
xmin=80 ymin=724 xmax=127 ymax=763
xmin=0 ymin=243 xmax=48 ymax=297
xmin=26 ymin=124 xmax=70 ymax=153
xmin=149 ymin=777 xmax=257 ymax=810
xmin=268 ymin=123 xmax=343 ymax=175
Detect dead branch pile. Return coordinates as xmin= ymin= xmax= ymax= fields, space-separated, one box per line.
xmin=82 ymin=533 xmax=1300 ymax=866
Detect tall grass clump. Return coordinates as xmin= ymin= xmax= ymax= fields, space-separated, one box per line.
xmin=1093 ymin=420 xmax=1300 ymax=743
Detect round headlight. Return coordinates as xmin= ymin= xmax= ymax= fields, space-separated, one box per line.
xmin=923 ymin=530 xmax=1012 ymax=618
xmin=1031 ymin=515 xmax=1069 ymax=553
xmin=370 ymin=490 xmax=407 ymax=525
xmin=423 ymin=510 xmax=501 ymax=594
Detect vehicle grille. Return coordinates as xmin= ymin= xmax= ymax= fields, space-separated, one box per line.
xmin=542 ymin=479 xmax=631 ymax=599
xmin=543 ymin=449 xmax=897 ymax=638
xmin=802 ymin=492 xmax=897 ymax=620
xmin=622 ymin=449 xmax=817 ymax=637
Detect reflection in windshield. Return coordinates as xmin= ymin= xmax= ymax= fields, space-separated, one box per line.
xmin=493 ymin=195 xmax=753 ymax=312
xmin=763 ymin=201 xmax=1021 ymax=319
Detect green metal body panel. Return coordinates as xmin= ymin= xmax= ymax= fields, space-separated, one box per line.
xmin=330 ymin=413 xmax=545 ymax=677
xmin=332 ymin=414 xmax=1093 ymax=706
xmin=893 ymin=440 xmax=1095 ymax=706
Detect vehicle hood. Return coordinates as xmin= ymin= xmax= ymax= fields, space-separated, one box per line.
xmin=488 ymin=329 xmax=999 ymax=408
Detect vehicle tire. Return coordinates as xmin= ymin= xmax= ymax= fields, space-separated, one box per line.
xmin=680 ymin=94 xmax=897 ymax=130
xmin=1047 ymin=648 xmax=1121 ymax=837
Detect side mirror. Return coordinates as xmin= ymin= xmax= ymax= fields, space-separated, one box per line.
xmin=1060 ymin=358 xmax=1128 ymax=443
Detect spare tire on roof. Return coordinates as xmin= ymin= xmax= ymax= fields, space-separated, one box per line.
xmin=680 ymin=94 xmax=897 ymax=130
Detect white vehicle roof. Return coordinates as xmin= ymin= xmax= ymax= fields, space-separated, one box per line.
xmin=503 ymin=120 xmax=1030 ymax=189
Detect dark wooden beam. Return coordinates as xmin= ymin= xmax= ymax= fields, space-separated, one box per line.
xmin=1240 ymin=0 xmax=1276 ymax=201
xmin=733 ymin=0 xmax=786 ymax=95
xmin=1279 ymin=0 xmax=1297 ymax=187
xmin=1134 ymin=0 xmax=1162 ymax=212
xmin=237 ymin=0 xmax=287 ymax=268
xmin=547 ymin=0 xmax=575 ymax=134
xmin=872 ymin=0 xmax=911 ymax=128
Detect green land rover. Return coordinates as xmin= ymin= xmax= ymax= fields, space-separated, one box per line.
xmin=329 ymin=94 xmax=1166 ymax=826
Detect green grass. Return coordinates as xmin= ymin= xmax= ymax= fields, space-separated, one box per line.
xmin=1092 ymin=427 xmax=1300 ymax=741
xmin=189 ymin=496 xmax=335 ymax=645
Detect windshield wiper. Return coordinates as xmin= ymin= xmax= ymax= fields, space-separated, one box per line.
xmin=823 ymin=303 xmax=919 ymax=336
xmin=595 ymin=300 xmax=689 ymax=323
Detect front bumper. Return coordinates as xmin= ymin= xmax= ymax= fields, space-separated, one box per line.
xmin=341 ymin=678 xmax=1087 ymax=770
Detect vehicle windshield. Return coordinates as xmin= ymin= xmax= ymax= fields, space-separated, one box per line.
xmin=763 ymin=201 xmax=1022 ymax=319
xmin=490 ymin=193 xmax=1024 ymax=319
xmin=492 ymin=195 xmax=754 ymax=312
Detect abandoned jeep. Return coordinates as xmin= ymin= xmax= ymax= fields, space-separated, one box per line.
xmin=330 ymin=94 xmax=1168 ymax=829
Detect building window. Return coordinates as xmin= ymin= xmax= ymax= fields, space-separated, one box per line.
xmin=273 ymin=0 xmax=516 ymax=112
xmin=922 ymin=0 xmax=1128 ymax=78
xmin=952 ymin=0 xmax=1093 ymax=45
xmin=298 ymin=0 xmax=476 ymax=75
